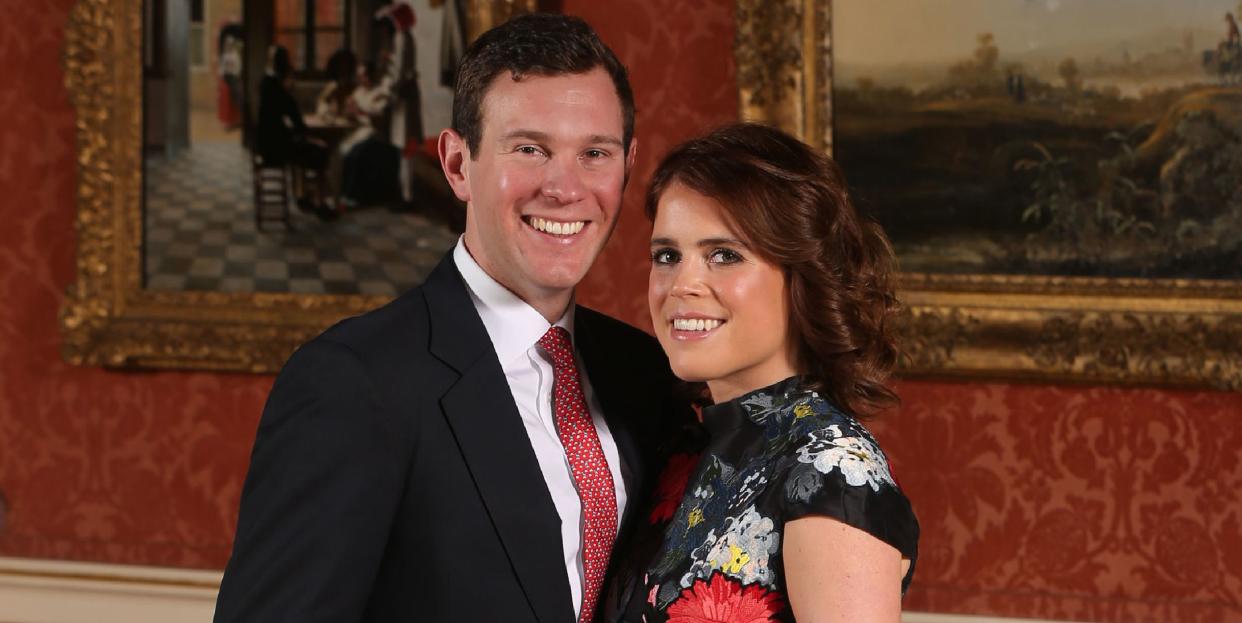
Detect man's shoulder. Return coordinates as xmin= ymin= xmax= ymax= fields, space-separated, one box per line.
xmin=303 ymin=286 xmax=432 ymax=373
xmin=576 ymin=306 xmax=662 ymax=357
xmin=312 ymin=255 xmax=464 ymax=355
xmin=576 ymin=306 xmax=676 ymax=389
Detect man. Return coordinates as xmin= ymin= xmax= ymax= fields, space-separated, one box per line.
xmin=214 ymin=14 xmax=686 ymax=623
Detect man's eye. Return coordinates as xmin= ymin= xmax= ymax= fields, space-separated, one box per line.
xmin=516 ymin=145 xmax=545 ymax=156
xmin=651 ymin=248 xmax=680 ymax=265
xmin=708 ymin=248 xmax=743 ymax=264
xmin=583 ymin=149 xmax=608 ymax=159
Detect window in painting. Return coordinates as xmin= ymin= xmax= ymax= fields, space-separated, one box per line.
xmin=275 ymin=0 xmax=351 ymax=74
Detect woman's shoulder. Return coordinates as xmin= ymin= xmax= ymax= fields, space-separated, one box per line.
xmin=768 ymin=389 xmax=919 ymax=569
xmin=764 ymin=390 xmax=900 ymax=494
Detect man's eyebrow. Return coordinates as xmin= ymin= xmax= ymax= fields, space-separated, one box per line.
xmin=586 ymin=134 xmax=625 ymax=148
xmin=499 ymin=129 xmax=552 ymax=142
xmin=497 ymin=130 xmax=624 ymax=148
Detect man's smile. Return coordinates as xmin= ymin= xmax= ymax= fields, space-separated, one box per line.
xmin=523 ymin=215 xmax=588 ymax=237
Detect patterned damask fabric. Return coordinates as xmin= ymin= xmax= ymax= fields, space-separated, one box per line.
xmin=879 ymin=381 xmax=1242 ymax=622
xmin=1 ymin=0 xmax=1241 ymax=620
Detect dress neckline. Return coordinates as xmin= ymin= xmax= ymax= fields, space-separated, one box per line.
xmin=700 ymin=375 xmax=805 ymax=437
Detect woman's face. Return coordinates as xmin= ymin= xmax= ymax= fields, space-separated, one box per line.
xmin=648 ymin=182 xmax=798 ymax=403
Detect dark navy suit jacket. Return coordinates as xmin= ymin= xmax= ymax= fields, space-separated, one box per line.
xmin=214 ymin=253 xmax=687 ymax=622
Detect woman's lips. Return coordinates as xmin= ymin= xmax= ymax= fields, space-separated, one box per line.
xmin=668 ymin=317 xmax=726 ymax=340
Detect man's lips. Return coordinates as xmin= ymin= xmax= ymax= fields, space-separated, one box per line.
xmin=523 ymin=215 xmax=587 ymax=236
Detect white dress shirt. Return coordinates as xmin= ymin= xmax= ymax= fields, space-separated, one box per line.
xmin=453 ymin=238 xmax=628 ymax=617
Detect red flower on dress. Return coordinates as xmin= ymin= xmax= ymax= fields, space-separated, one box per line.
xmin=649 ymin=452 xmax=701 ymax=524
xmin=665 ymin=574 xmax=783 ymax=623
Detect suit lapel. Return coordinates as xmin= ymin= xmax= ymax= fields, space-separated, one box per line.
xmin=424 ymin=257 xmax=575 ymax=623
xmin=574 ymin=309 xmax=647 ymax=528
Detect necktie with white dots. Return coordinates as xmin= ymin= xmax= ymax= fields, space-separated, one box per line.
xmin=538 ymin=326 xmax=617 ymax=623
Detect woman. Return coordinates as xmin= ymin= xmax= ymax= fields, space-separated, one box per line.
xmin=315 ymin=48 xmax=360 ymax=121
xmin=339 ymin=60 xmax=402 ymax=208
xmin=613 ymin=123 xmax=918 ymax=622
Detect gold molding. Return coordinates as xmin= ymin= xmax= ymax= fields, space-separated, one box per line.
xmin=734 ymin=0 xmax=1242 ymax=389
xmin=464 ymin=0 xmax=542 ymax=41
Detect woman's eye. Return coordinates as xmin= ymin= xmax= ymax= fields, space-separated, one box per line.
xmin=708 ymin=248 xmax=743 ymax=264
xmin=651 ymin=248 xmax=680 ymax=265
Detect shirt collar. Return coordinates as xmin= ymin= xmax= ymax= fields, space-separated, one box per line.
xmin=453 ymin=237 xmax=574 ymax=366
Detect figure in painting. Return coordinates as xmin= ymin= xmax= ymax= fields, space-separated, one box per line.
xmin=316 ymin=49 xmax=360 ymax=121
xmin=216 ymin=22 xmax=244 ymax=130
xmin=376 ymin=0 xmax=426 ymax=206
xmin=340 ymin=61 xmax=403 ymax=208
xmin=1208 ymin=12 xmax=1242 ymax=84
xmin=256 ymin=45 xmax=336 ymax=221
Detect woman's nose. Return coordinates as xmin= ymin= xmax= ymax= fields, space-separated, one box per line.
xmin=669 ymin=264 xmax=707 ymax=298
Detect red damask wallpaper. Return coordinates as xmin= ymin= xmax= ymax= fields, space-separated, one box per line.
xmin=1 ymin=0 xmax=1240 ymax=621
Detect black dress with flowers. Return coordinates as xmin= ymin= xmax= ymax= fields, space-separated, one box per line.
xmin=608 ymin=376 xmax=918 ymax=622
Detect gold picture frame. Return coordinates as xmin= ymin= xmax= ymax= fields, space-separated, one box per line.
xmin=59 ymin=0 xmax=536 ymax=373
xmin=735 ymin=0 xmax=1242 ymax=389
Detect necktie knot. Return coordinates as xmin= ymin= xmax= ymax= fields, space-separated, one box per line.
xmin=538 ymin=326 xmax=575 ymax=370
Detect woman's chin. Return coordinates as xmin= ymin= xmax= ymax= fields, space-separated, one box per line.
xmin=669 ymin=361 xmax=721 ymax=385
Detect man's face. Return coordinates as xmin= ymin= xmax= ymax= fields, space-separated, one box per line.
xmin=446 ymin=67 xmax=635 ymax=309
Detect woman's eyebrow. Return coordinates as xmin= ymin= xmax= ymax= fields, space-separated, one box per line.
xmin=650 ymin=237 xmax=677 ymax=246
xmin=696 ymin=237 xmax=748 ymax=248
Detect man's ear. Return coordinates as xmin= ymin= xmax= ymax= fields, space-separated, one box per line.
xmin=439 ymin=128 xmax=472 ymax=202
xmin=623 ymin=137 xmax=639 ymax=188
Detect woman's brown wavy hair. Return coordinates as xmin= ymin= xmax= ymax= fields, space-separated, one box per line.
xmin=646 ymin=123 xmax=900 ymax=417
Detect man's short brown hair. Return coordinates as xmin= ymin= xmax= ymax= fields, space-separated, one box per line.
xmin=451 ymin=13 xmax=635 ymax=157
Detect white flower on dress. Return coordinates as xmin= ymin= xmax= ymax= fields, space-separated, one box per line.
xmin=729 ymin=470 xmax=768 ymax=512
xmin=681 ymin=505 xmax=781 ymax=590
xmin=795 ymin=424 xmax=896 ymax=492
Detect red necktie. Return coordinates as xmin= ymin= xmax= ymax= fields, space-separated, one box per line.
xmin=538 ymin=326 xmax=618 ymax=623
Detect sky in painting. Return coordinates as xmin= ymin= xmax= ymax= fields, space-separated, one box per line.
xmin=835 ymin=0 xmax=1237 ymax=69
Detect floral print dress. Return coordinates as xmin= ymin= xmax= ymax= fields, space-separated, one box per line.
xmin=609 ymin=376 xmax=918 ymax=622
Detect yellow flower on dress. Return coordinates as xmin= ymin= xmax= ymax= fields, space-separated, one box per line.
xmin=688 ymin=508 xmax=704 ymax=528
xmin=722 ymin=543 xmax=751 ymax=574
xmin=793 ymin=403 xmax=814 ymax=419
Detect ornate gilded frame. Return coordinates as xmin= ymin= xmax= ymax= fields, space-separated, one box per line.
xmin=735 ymin=0 xmax=1242 ymax=389
xmin=59 ymin=0 xmax=528 ymax=373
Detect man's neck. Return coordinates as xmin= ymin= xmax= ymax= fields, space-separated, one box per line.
xmin=459 ymin=239 xmax=575 ymax=324
xmin=524 ymin=290 xmax=574 ymax=325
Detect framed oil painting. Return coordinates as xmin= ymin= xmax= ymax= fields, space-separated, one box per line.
xmin=736 ymin=0 xmax=1242 ymax=388
xmin=60 ymin=0 xmax=547 ymax=372
xmin=142 ymin=0 xmax=466 ymax=298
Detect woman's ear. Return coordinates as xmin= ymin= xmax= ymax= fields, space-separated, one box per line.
xmin=438 ymin=128 xmax=472 ymax=203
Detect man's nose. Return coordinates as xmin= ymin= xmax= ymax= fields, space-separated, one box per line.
xmin=542 ymin=155 xmax=587 ymax=204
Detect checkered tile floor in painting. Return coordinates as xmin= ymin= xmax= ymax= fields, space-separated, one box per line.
xmin=144 ymin=140 xmax=458 ymax=296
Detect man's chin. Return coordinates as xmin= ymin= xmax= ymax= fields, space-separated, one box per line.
xmin=531 ymin=270 xmax=590 ymax=294
xmin=526 ymin=257 xmax=600 ymax=291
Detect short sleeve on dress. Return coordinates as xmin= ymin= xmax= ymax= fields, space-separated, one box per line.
xmin=777 ymin=417 xmax=920 ymax=591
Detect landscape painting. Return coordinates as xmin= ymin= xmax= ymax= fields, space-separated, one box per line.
xmin=833 ymin=0 xmax=1242 ymax=279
